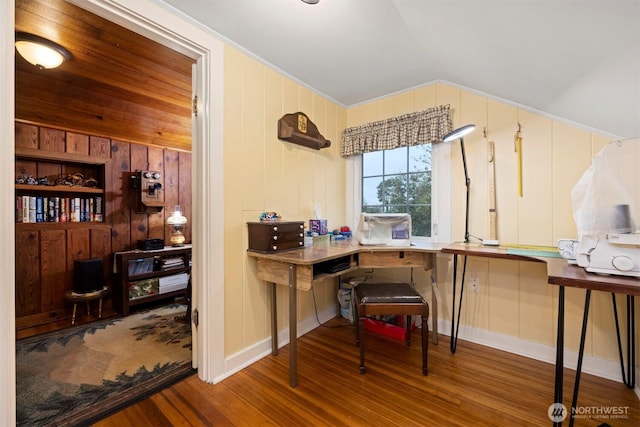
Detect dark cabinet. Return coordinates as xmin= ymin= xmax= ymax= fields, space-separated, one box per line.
xmin=113 ymin=245 xmax=191 ymax=316
xmin=247 ymin=221 xmax=304 ymax=253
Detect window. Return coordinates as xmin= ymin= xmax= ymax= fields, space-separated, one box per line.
xmin=362 ymin=144 xmax=432 ymax=237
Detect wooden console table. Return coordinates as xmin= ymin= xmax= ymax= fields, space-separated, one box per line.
xmin=441 ymin=242 xmax=639 ymax=427
xmin=247 ymin=239 xmax=444 ymax=387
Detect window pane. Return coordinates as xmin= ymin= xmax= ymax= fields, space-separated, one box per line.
xmin=362 ymin=176 xmax=383 ymax=206
xmin=409 ymin=144 xmax=431 ymax=172
xmin=381 ymin=175 xmax=407 ymax=205
xmin=407 ymin=205 xmax=432 ymax=237
xmin=362 ymin=151 xmax=383 ymax=176
xmin=407 ymin=171 xmax=431 ymax=205
xmin=361 ymin=143 xmax=433 ymax=238
xmin=384 ymin=147 xmax=407 ymax=174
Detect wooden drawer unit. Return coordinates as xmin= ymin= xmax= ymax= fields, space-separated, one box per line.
xmin=247 ymin=221 xmax=304 ymax=253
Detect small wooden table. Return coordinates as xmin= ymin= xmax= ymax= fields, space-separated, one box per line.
xmin=64 ymin=286 xmax=109 ymax=325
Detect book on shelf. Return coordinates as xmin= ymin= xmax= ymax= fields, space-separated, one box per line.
xmin=15 ymin=195 xmax=105 ymax=223
xmin=35 ymin=196 xmax=44 ymax=222
xmin=159 ymin=257 xmax=185 ymax=270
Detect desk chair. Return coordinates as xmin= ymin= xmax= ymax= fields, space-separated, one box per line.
xmin=354 ymin=282 xmax=429 ymax=375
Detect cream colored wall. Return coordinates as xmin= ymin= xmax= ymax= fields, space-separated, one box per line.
xmin=223 ymin=45 xmax=347 ymax=356
xmin=347 ymin=82 xmax=633 ymax=364
xmin=221 ymin=44 xmax=632 ymax=368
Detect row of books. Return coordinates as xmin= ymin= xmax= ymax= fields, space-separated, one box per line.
xmin=16 ymin=195 xmax=104 ymax=223
xmin=127 ymin=257 xmax=155 ymax=276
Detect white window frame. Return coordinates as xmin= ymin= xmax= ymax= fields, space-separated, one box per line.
xmin=346 ymin=142 xmax=452 ymax=244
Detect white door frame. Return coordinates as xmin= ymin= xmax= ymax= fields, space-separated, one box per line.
xmin=69 ymin=0 xmax=227 ymax=384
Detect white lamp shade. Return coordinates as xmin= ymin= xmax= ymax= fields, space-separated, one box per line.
xmin=15 ymin=33 xmax=70 ymax=69
xmin=443 ymin=124 xmax=476 ymax=143
xmin=167 ymin=207 xmax=187 ymax=226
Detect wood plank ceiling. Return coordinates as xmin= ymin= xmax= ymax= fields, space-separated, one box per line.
xmin=15 ymin=0 xmax=195 ymax=152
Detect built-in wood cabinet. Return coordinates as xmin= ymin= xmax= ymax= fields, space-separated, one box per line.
xmin=14 ymin=121 xmax=113 ymax=336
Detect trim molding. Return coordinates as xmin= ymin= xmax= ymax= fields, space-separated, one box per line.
xmin=220 ymin=308 xmax=640 ymax=401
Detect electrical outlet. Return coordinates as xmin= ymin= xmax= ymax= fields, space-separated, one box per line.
xmin=470 ymin=278 xmax=480 ymax=293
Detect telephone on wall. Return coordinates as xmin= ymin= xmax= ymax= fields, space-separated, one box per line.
xmin=132 ymin=170 xmax=164 ymax=213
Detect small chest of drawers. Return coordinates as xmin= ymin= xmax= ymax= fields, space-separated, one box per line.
xmin=247 ymin=221 xmax=305 ymax=253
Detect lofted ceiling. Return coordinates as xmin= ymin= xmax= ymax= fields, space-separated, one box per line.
xmin=159 ymin=0 xmax=640 ymax=139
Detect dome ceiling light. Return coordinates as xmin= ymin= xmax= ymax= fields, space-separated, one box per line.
xmin=15 ymin=32 xmax=71 ymax=70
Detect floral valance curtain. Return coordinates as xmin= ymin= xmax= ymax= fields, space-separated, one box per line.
xmin=340 ymin=104 xmax=453 ymax=157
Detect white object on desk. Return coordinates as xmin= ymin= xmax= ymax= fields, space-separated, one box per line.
xmin=357 ymin=213 xmax=411 ymax=246
xmin=576 ymin=233 xmax=640 ymax=277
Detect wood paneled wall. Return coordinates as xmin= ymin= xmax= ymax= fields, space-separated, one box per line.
xmin=15 ymin=122 xmax=192 ymax=337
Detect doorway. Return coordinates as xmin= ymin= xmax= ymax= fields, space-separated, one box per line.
xmin=5 ymin=0 xmax=225 ymax=423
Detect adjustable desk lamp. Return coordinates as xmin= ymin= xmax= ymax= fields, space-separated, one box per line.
xmin=442 ymin=124 xmax=476 ymax=353
xmin=443 ymin=124 xmax=476 ymax=243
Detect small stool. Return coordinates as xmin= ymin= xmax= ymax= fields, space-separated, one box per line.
xmin=64 ymin=286 xmax=109 ymax=325
xmin=354 ymin=282 xmax=429 ymax=375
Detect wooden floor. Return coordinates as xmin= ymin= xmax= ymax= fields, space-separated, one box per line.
xmin=95 ymin=318 xmax=639 ymax=426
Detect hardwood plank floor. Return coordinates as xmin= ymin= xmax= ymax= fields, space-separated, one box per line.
xmin=94 ymin=318 xmax=639 ymax=426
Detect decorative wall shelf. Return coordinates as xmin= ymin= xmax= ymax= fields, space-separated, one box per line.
xmin=277 ymin=112 xmax=331 ymax=150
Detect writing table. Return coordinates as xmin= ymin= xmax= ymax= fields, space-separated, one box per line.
xmin=546 ymin=258 xmax=638 ymax=426
xmin=247 ymin=239 xmax=444 ymax=387
xmin=441 ymin=242 xmax=638 ymax=427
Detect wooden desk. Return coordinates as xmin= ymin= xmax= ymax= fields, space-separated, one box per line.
xmin=441 ymin=242 xmax=639 ymax=427
xmin=441 ymin=242 xmax=547 ymax=352
xmin=247 ymin=239 xmax=444 ymax=387
xmin=546 ymin=258 xmax=638 ymax=427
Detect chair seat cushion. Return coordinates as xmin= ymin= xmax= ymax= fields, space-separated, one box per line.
xmin=356 ymin=282 xmax=424 ymax=304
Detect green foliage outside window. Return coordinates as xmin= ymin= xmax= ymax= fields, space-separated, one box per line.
xmin=362 ymin=144 xmax=432 ymax=237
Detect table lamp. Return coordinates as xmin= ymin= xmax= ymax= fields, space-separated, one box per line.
xmin=443 ymin=124 xmax=476 ymax=243
xmin=167 ymin=205 xmax=188 ymax=246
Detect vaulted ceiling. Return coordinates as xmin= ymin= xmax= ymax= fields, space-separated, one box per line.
xmin=160 ymin=0 xmax=639 ymax=139
xmin=14 ymin=0 xmax=640 ymax=147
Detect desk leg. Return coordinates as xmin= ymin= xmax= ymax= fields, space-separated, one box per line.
xmin=553 ymin=286 xmax=565 ymax=427
xmin=430 ymin=252 xmax=438 ymax=345
xmin=612 ymin=294 xmax=636 ymax=389
xmin=450 ymin=254 xmax=467 ymax=353
xmin=568 ymin=289 xmax=591 ymax=427
xmin=289 ymin=264 xmax=298 ymax=388
xmin=270 ymin=282 xmax=278 ymax=356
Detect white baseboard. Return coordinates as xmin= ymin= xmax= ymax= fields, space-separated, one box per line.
xmin=219 ymin=305 xmax=338 ymax=383
xmin=437 ymin=319 xmax=640 ymax=400
xmin=218 ymin=308 xmax=640 ymax=401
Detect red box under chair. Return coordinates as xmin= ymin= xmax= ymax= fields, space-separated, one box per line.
xmin=364 ymin=317 xmax=415 ymax=341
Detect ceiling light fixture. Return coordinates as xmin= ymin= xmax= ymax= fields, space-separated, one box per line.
xmin=301 ymin=0 xmax=319 ymax=4
xmin=15 ymin=32 xmax=71 ymax=70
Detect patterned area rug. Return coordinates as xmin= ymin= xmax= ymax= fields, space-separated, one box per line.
xmin=16 ymin=303 xmax=195 ymax=426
